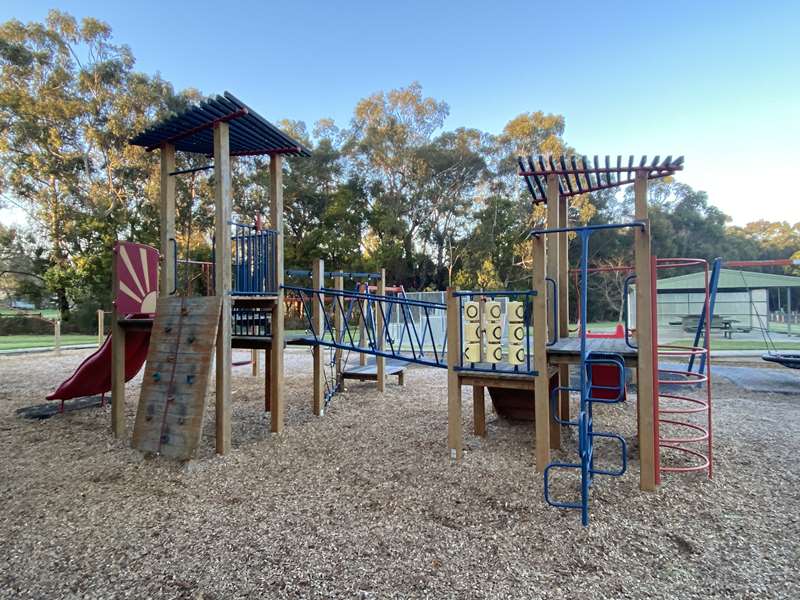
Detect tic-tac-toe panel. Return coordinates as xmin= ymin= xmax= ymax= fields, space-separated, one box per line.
xmin=132 ymin=296 xmax=222 ymax=459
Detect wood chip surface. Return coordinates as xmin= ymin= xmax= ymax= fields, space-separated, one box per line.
xmin=0 ymin=349 xmax=797 ymax=599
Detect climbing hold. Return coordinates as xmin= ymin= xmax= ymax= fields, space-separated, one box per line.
xmin=165 ymin=326 xmax=172 ymax=333
xmin=153 ymin=372 xmax=161 ymax=382
xmin=186 ymin=374 xmax=195 ymax=384
xmin=187 ymin=335 xmax=195 ymax=344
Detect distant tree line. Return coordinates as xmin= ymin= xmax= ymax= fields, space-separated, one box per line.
xmin=1 ymin=11 xmax=798 ymax=327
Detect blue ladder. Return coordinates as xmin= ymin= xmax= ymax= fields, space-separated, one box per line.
xmin=545 ymin=352 xmax=628 ymax=526
xmin=530 ymin=222 xmax=643 ymax=526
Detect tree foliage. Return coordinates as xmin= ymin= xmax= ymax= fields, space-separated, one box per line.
xmin=1 ymin=12 xmax=797 ymax=324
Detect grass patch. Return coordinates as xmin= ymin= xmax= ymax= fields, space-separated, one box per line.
xmin=569 ymin=321 xmax=621 ymax=331
xmin=673 ymin=339 xmax=800 ymax=351
xmin=0 ymin=334 xmax=98 ymax=351
xmin=764 ymin=321 xmax=800 ymax=334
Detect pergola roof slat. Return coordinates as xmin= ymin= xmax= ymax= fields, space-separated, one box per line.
xmin=571 ymin=156 xmax=583 ymax=193
xmin=518 ymin=152 xmax=683 ymax=203
xmin=129 ymin=91 xmax=311 ymax=157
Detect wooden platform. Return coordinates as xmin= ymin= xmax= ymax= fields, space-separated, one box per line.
xmin=231 ymin=335 xmax=273 ymax=350
xmin=132 ymin=296 xmax=222 ymax=460
xmin=231 ymin=295 xmax=277 ymax=308
xmin=547 ymin=337 xmax=638 ymax=366
xmin=285 ymin=335 xmax=316 ymax=347
xmin=455 ymin=364 xmax=538 ymax=391
xmin=342 ymin=361 xmax=405 ymax=385
xmin=488 ymin=371 xmax=559 ymax=421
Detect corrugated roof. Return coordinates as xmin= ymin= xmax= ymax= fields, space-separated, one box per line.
xmin=658 ymin=268 xmax=800 ymax=291
xmin=517 ymin=154 xmax=684 ymax=203
xmin=129 ymin=91 xmax=311 ymax=157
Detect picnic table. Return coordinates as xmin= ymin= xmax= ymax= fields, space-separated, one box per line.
xmin=668 ymin=314 xmax=741 ymax=338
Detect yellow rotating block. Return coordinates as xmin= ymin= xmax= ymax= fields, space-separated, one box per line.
xmin=463 ymin=341 xmax=481 ymax=363
xmin=486 ymin=322 xmax=503 ymax=343
xmin=507 ymin=301 xmax=524 ymax=323
xmin=486 ymin=342 xmax=503 ymax=363
xmin=484 ymin=301 xmax=502 ymax=321
xmin=507 ymin=344 xmax=525 ymax=365
xmin=463 ymin=301 xmax=480 ymax=322
xmin=508 ymin=321 xmax=525 ymax=344
xmin=464 ymin=322 xmax=481 ymax=343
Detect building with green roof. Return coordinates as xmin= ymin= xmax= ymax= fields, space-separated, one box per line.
xmin=653 ymin=268 xmax=800 ymax=331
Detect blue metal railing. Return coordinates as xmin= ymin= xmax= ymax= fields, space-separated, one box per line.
xmin=623 ymin=274 xmax=638 ymax=350
xmin=231 ymin=222 xmax=278 ymax=296
xmin=452 ymin=290 xmax=538 ymax=376
xmin=283 ymin=285 xmax=449 ymax=369
xmin=532 ymin=222 xmax=642 ymax=526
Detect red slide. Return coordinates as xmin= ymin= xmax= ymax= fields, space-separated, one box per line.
xmin=46 ymin=329 xmax=151 ymax=401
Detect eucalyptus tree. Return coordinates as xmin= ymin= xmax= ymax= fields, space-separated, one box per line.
xmin=0 ymin=10 xmax=182 ymax=316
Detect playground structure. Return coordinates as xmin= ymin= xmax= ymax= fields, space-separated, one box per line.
xmin=41 ymin=92 xmax=308 ymax=456
xmin=41 ymin=90 xmax=723 ymax=524
xmin=286 ymin=154 xmax=712 ymax=524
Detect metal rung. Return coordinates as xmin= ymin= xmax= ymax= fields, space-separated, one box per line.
xmin=550 ymin=386 xmax=580 ymax=426
xmin=543 ymin=461 xmax=586 ymax=510
xmin=588 ymin=431 xmax=628 ymax=477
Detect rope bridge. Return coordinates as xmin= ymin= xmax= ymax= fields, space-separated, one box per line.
xmin=283 ymin=285 xmax=449 ymax=369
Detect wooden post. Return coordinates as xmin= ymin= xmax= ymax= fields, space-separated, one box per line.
xmin=532 ymin=178 xmax=551 ymax=471
xmin=558 ymin=196 xmax=570 ymax=426
xmin=54 ymin=320 xmax=61 ymax=355
xmin=446 ymin=288 xmax=463 ymax=460
xmin=473 ymin=385 xmax=486 ymax=436
xmin=376 ymin=268 xmax=386 ymax=392
xmin=787 ymin=287 xmax=792 ymax=336
xmin=333 ymin=274 xmax=344 ymax=382
xmin=159 ymin=144 xmax=176 ymax=296
xmin=264 ymin=344 xmax=272 ymax=412
xmin=213 ymin=122 xmax=232 ymax=455
xmin=634 ymin=169 xmax=657 ymax=491
xmin=546 ymin=175 xmax=561 ymax=449
xmin=312 ymin=258 xmax=325 ymax=415
xmin=251 ymin=349 xmax=259 ymax=376
xmin=269 ymin=154 xmax=285 ymax=433
xmin=97 ymin=309 xmax=104 ymax=345
xmin=110 ymin=250 xmax=126 ymax=437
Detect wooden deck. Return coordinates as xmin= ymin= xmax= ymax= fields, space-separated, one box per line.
xmin=547 ymin=337 xmax=638 ymax=366
xmin=342 ymin=359 xmax=406 ymax=384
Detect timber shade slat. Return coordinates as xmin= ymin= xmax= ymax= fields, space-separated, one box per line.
xmin=130 ymin=91 xmax=311 ymax=157
xmin=517 ymin=154 xmax=684 ymax=203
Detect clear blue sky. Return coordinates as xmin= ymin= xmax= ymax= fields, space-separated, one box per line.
xmin=2 ymin=0 xmax=799 ymax=226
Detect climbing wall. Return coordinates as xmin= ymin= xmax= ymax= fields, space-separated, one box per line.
xmin=132 ymin=296 xmax=222 ymax=459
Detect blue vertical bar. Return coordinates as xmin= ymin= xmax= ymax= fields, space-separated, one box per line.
xmin=260 ymin=231 xmax=265 ymax=293
xmin=579 ymin=230 xmax=590 ymax=527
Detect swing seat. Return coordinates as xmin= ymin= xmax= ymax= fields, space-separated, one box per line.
xmin=762 ymin=353 xmax=800 ymax=369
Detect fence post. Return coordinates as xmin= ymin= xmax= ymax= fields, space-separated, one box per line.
xmin=54 ymin=320 xmax=61 ymax=355
xmin=97 ymin=309 xmax=104 ymax=345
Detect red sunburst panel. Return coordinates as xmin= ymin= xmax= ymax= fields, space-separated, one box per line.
xmin=114 ymin=242 xmax=160 ymax=315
